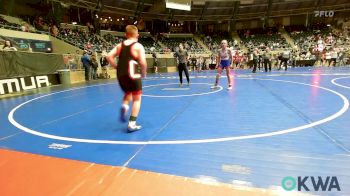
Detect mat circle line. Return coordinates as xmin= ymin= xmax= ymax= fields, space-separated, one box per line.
xmin=142 ymin=83 xmax=223 ymax=98
xmin=8 ymin=78 xmax=349 ymax=145
xmin=331 ymin=76 xmax=350 ymax=89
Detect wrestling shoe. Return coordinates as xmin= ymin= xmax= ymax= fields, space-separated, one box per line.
xmin=120 ymin=106 xmax=129 ymax=123
xmin=127 ymin=124 xmax=142 ymax=133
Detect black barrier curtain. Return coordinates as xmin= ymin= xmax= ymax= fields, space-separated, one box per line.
xmin=145 ymin=58 xmax=177 ymax=72
xmin=0 ymin=51 xmax=65 ymax=79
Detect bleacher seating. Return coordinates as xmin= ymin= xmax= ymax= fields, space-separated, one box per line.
xmin=103 ymin=33 xmax=161 ymax=53
xmin=0 ymin=16 xmax=22 ymax=31
xmin=238 ymin=27 xmax=291 ymax=51
xmin=161 ymin=37 xmax=205 ymax=53
xmin=203 ymin=35 xmax=237 ymax=52
xmin=286 ymin=24 xmax=332 ymax=52
xmin=57 ymin=28 xmax=106 ymax=52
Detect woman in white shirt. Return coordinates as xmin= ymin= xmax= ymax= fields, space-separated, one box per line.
xmin=2 ymin=40 xmax=17 ymax=51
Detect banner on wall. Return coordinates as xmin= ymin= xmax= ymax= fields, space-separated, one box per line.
xmin=0 ymin=51 xmax=65 ymax=79
xmin=10 ymin=37 xmax=53 ymax=53
xmin=0 ymin=74 xmax=60 ymax=95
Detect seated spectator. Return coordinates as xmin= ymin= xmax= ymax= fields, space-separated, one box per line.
xmin=2 ymin=40 xmax=17 ymax=51
xmin=21 ymin=22 xmax=29 ymax=32
xmin=50 ymin=24 xmax=59 ymax=36
xmin=34 ymin=16 xmax=48 ymax=31
xmin=85 ymin=41 xmax=93 ymax=50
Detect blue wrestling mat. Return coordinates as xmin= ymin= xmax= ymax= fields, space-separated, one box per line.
xmin=1 ymin=67 xmax=350 ymax=194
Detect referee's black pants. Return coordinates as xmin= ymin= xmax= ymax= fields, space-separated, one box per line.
xmin=178 ymin=63 xmax=190 ymax=84
xmin=264 ymin=59 xmax=272 ymax=72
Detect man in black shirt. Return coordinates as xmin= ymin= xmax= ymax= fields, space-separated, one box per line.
xmin=174 ymin=44 xmax=190 ymax=86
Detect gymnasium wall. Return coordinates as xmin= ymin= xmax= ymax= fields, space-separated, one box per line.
xmin=0 ymin=29 xmax=50 ymax=41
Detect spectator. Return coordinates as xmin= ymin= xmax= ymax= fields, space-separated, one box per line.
xmin=81 ymin=50 xmax=91 ymax=81
xmin=329 ymin=47 xmax=338 ymax=67
xmin=73 ymin=50 xmax=81 ymax=69
xmin=279 ymin=49 xmax=291 ymax=70
xmin=263 ymin=47 xmax=272 ymax=72
xmin=50 ymin=24 xmax=59 ymax=37
xmin=197 ymin=56 xmax=204 ymax=72
xmin=100 ymin=52 xmax=109 ymax=79
xmin=90 ymin=54 xmax=99 ymax=80
xmin=21 ymin=22 xmax=29 ymax=32
xmin=85 ymin=41 xmax=93 ymax=51
xmin=152 ymin=50 xmax=158 ymax=74
xmin=252 ymin=48 xmax=259 ymax=73
xmin=2 ymin=40 xmax=17 ymax=51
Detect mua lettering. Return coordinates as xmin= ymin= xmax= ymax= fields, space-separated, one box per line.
xmin=0 ymin=76 xmax=50 ymax=95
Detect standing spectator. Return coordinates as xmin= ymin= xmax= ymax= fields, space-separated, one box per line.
xmin=197 ymin=56 xmax=204 ymax=72
xmin=325 ymin=49 xmax=332 ymax=66
xmin=233 ymin=53 xmax=240 ymax=69
xmin=313 ymin=46 xmax=322 ymax=66
xmin=191 ymin=54 xmax=197 ymax=72
xmin=291 ymin=47 xmax=298 ymax=67
xmin=152 ymin=51 xmax=158 ymax=74
xmin=258 ymin=52 xmax=263 ymax=71
xmin=252 ymin=48 xmax=259 ymax=73
xmin=263 ymin=47 xmax=272 ymax=72
xmin=329 ymin=48 xmax=338 ymax=67
xmin=100 ymin=53 xmax=109 ymax=79
xmin=279 ymin=49 xmax=290 ymax=71
xmin=241 ymin=53 xmax=248 ymax=69
xmin=81 ymin=50 xmax=91 ymax=81
xmin=74 ymin=50 xmax=81 ymax=69
xmin=203 ymin=57 xmax=209 ymax=70
xmin=90 ymin=54 xmax=99 ymax=79
xmin=337 ymin=49 xmax=346 ymax=66
xmin=67 ymin=54 xmax=77 ymax=69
